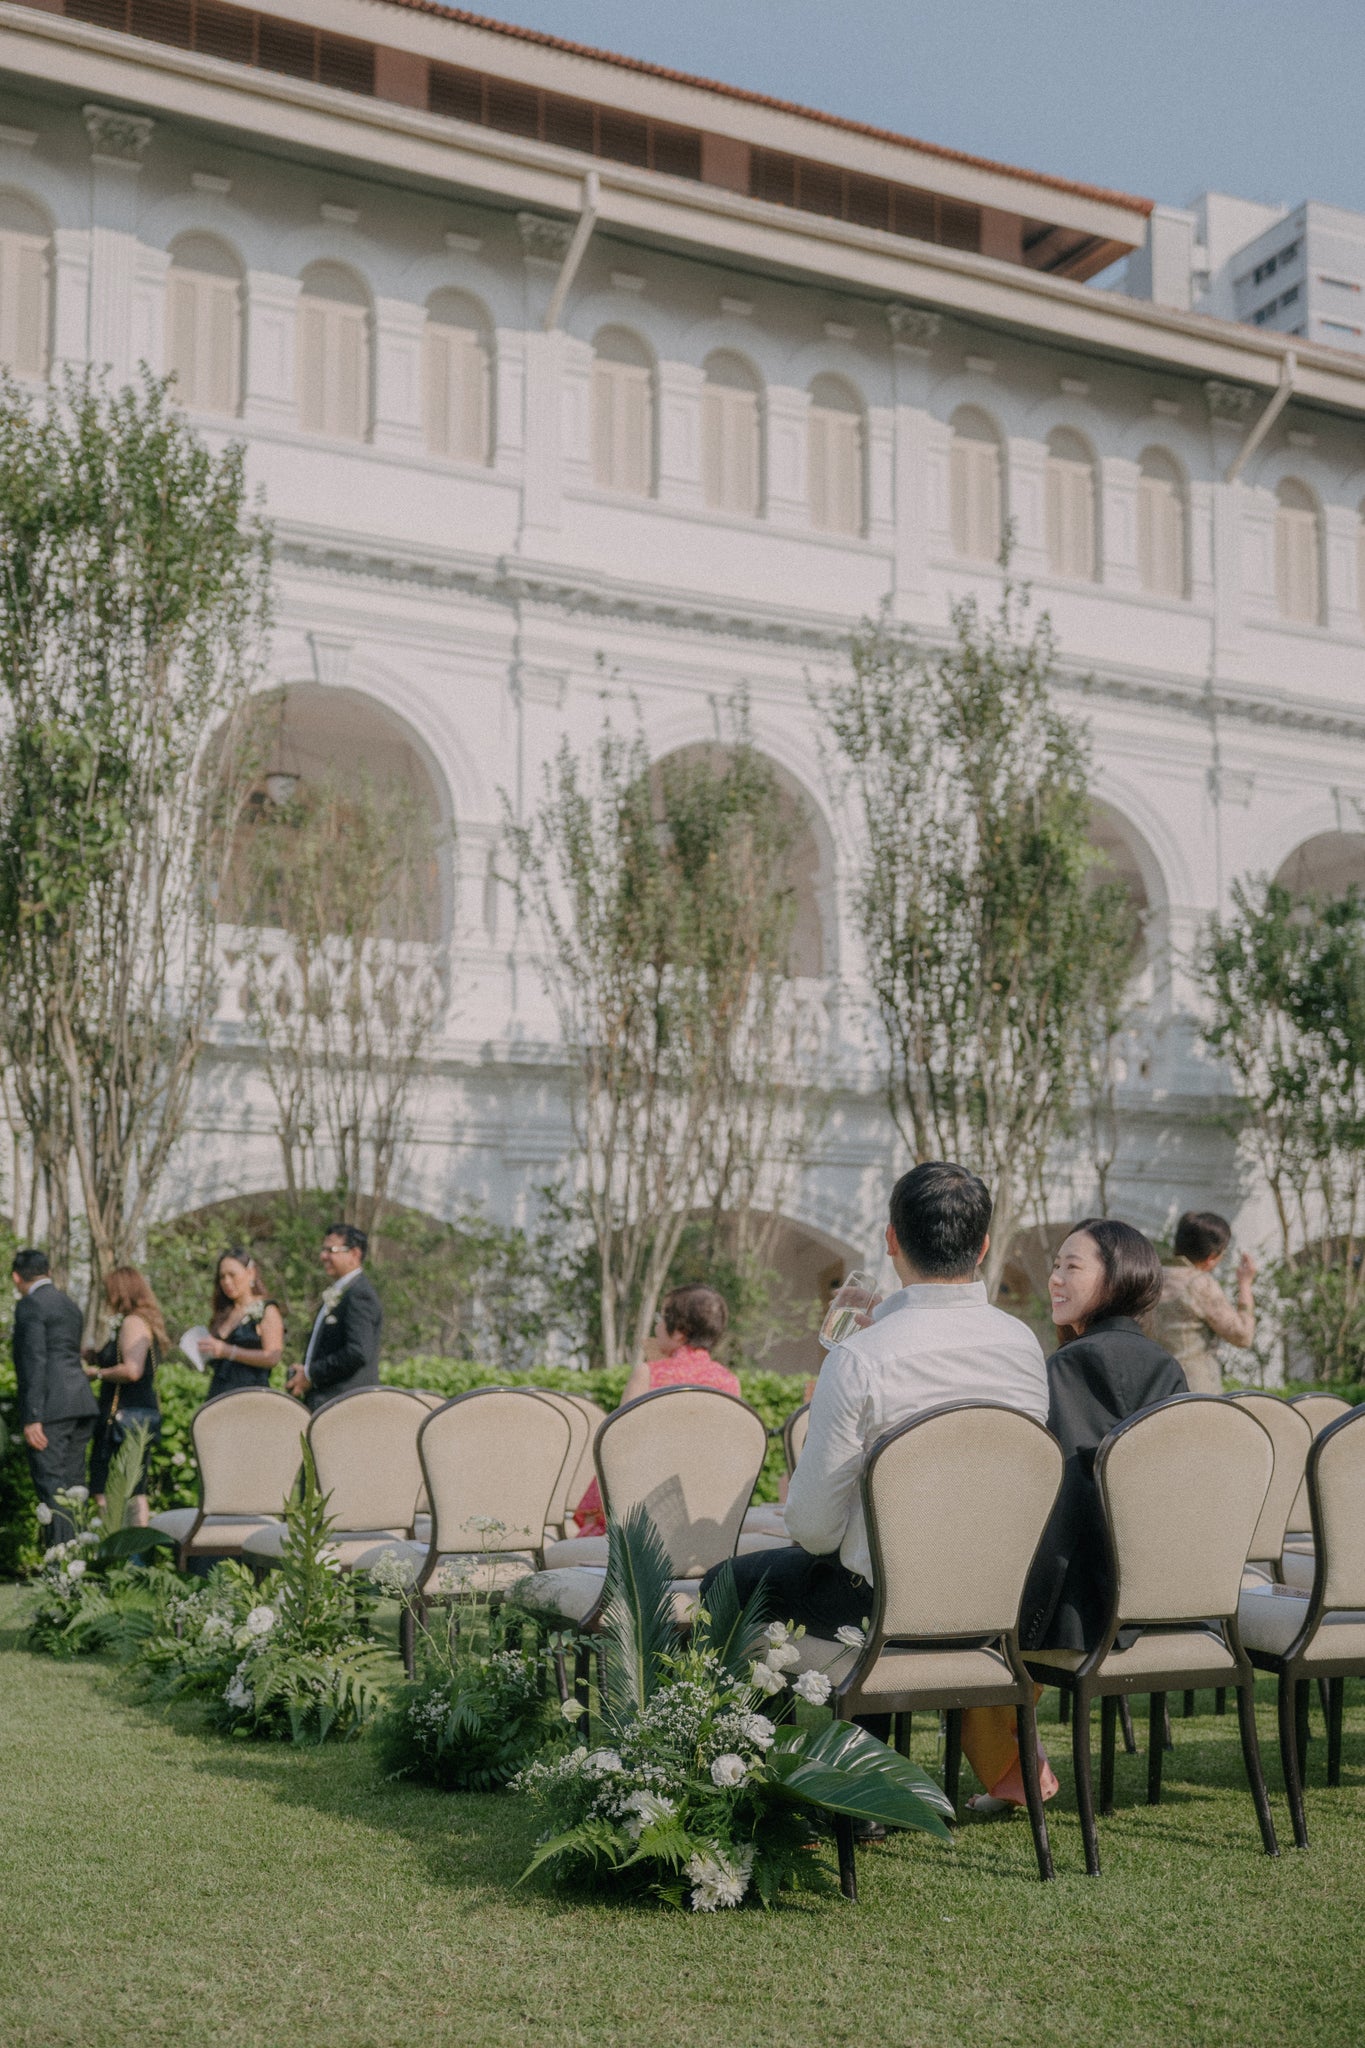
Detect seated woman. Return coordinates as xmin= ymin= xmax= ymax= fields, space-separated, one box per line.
xmin=197 ymin=1247 xmax=285 ymax=1402
xmin=962 ymin=1217 xmax=1187 ymax=1816
xmin=573 ymin=1285 xmax=740 ymax=1537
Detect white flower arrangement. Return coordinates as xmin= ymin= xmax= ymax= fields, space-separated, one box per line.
xmin=34 ymin=1501 xmax=53 ymax=1526
xmin=66 ymin=1558 xmax=87 ymax=1580
xmin=244 ymin=1605 xmax=277 ymax=1637
xmin=792 ymin=1670 xmax=833 ymax=1706
xmin=710 ymin=1753 xmax=748 ymax=1788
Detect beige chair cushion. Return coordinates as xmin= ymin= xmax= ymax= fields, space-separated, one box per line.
xmin=736 ymin=1530 xmax=792 ymax=1555
xmin=543 ymin=1535 xmax=609 ymax=1570
xmin=1281 ymin=1549 xmax=1316 ymax=1592
xmin=742 ymin=1505 xmax=788 ymax=1538
xmin=854 ymin=1644 xmax=1021 ymax=1705
xmin=240 ymin=1523 xmax=406 ymax=1567
xmin=1030 ymin=1629 xmax=1237 ymax=1681
xmin=514 ymin=1565 xmax=701 ymax=1628
xmin=423 ymin=1553 xmax=539 ymax=1599
xmin=1238 ymin=1585 xmax=1365 ymax=1663
xmin=149 ymin=1508 xmax=199 ymax=1543
xmin=188 ymin=1514 xmax=285 ymax=1554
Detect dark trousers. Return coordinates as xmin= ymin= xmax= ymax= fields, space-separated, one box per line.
xmin=701 ymin=1544 xmax=889 ymax=1740
xmin=28 ymin=1415 xmax=95 ymax=1546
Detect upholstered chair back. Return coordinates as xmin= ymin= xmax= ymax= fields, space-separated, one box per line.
xmin=409 ymin=1391 xmax=451 ymax=1518
xmin=595 ymin=1387 xmax=768 ymax=1579
xmin=523 ymin=1389 xmax=592 ymax=1527
xmin=783 ymin=1404 xmax=810 ymax=1475
xmin=419 ymin=1389 xmax=570 ymax=1556
xmin=193 ymin=1388 xmax=304 ymax=1518
xmin=1287 ymin=1394 xmax=1355 ymax=1535
xmin=563 ymin=1394 xmax=610 ymax=1512
xmin=1229 ymin=1393 xmax=1313 ymax=1566
xmin=865 ymin=1404 xmax=1062 ymax=1640
xmin=307 ymin=1387 xmax=428 ymax=1533
xmin=1312 ymin=1407 xmax=1365 ymax=1611
xmin=1099 ymin=1398 xmax=1272 ymax=1626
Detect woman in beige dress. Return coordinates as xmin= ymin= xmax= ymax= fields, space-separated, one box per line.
xmin=1152 ymin=1210 xmax=1257 ymax=1395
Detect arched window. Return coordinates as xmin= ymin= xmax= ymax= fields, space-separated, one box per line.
xmin=1137 ymin=447 xmax=1186 ymax=598
xmin=423 ymin=289 xmax=491 ymax=463
xmin=591 ymin=327 xmax=654 ymax=496
xmin=807 ymin=373 xmax=864 ymax=535
xmin=165 ymin=233 xmax=242 ymax=416
xmin=1274 ymin=478 xmax=1321 ymax=624
xmin=297 ymin=262 xmax=370 ymax=442
xmin=701 ymin=350 xmax=761 ymax=517
xmin=1045 ymin=427 xmax=1097 ymax=580
xmin=949 ymin=406 xmax=1002 ymax=562
xmin=0 ymin=195 xmax=49 ymax=379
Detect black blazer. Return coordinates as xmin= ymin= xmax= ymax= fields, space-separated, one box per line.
xmin=305 ymin=1273 xmax=383 ymax=1407
xmin=13 ymin=1282 xmax=98 ymax=1427
xmin=1020 ymin=1315 xmax=1187 ymax=1654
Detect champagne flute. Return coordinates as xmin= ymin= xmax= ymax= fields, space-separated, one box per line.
xmin=818 ymin=1268 xmax=880 ymax=1350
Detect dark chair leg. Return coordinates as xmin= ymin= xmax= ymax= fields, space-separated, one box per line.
xmin=1328 ymin=1678 xmax=1344 ymax=1787
xmin=1317 ymin=1677 xmax=1331 ymax=1732
xmin=835 ymin=1812 xmax=858 ymax=1901
xmin=1215 ymin=1687 xmax=1227 ymax=1715
xmin=894 ymin=1712 xmax=912 ymax=1758
xmin=1016 ymin=1697 xmax=1054 ymax=1882
xmin=1072 ymin=1689 xmax=1101 ymax=1877
xmin=1119 ymin=1696 xmax=1137 ymax=1754
xmin=944 ymin=1708 xmax=962 ymax=1814
xmin=1148 ymin=1692 xmax=1166 ymax=1805
xmin=1278 ymin=1671 xmax=1309 ymax=1850
xmin=1295 ymin=1678 xmax=1311 ymax=1784
xmin=1100 ymin=1695 xmax=1117 ymax=1816
xmin=1236 ymin=1676 xmax=1279 ymax=1857
xmin=1058 ymin=1687 xmax=1071 ymax=1725
xmin=1183 ymin=1689 xmax=1195 ymax=1718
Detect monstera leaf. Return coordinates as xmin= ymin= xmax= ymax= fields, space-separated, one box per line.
xmin=766 ymin=1719 xmax=955 ymax=1840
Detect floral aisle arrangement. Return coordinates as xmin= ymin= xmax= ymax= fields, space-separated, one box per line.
xmin=512 ymin=1509 xmax=953 ymax=1910
xmin=370 ymin=1541 xmax=565 ymax=1792
xmin=25 ymin=1426 xmax=177 ymax=1657
xmin=138 ymin=1448 xmax=388 ymax=1743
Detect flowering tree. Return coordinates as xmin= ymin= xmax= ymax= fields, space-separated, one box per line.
xmin=827 ymin=588 xmax=1136 ymax=1296
xmin=0 ymin=371 xmax=270 ymax=1299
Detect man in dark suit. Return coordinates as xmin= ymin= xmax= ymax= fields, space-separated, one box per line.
xmin=286 ymin=1223 xmax=383 ymax=1410
xmin=12 ymin=1248 xmax=98 ymax=1545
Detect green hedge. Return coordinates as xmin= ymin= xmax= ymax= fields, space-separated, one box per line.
xmin=1 ymin=1355 xmax=807 ymax=1578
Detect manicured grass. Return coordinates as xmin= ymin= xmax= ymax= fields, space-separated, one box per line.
xmin=2 ymin=1582 xmax=1363 ymax=2048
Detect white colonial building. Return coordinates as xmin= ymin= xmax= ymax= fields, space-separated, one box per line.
xmin=2 ymin=0 xmax=1364 ymax=1354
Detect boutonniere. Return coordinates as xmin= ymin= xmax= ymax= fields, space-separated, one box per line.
xmin=321 ymin=1281 xmax=347 ymax=1314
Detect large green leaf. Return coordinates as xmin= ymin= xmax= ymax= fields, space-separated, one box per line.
xmin=97 ymin=1525 xmax=177 ymax=1560
xmin=693 ymin=1558 xmax=771 ymax=1684
xmin=600 ymin=1505 xmax=680 ymax=1721
xmin=766 ymin=1719 xmax=954 ymax=1841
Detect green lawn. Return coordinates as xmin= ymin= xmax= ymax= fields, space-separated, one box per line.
xmin=2 ymin=1582 xmax=1363 ymax=2048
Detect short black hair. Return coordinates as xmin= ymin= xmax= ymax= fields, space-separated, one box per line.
xmin=12 ymin=1248 xmax=50 ymax=1281
xmin=888 ymin=1163 xmax=992 ymax=1278
xmin=324 ymin=1222 xmax=368 ymax=1258
xmin=1067 ymin=1218 xmax=1164 ymax=1324
xmin=1173 ymin=1210 xmax=1232 ymax=1265
xmin=661 ymin=1284 xmax=728 ymax=1350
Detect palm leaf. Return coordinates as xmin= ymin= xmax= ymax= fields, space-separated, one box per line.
xmin=766 ymin=1720 xmax=955 ymax=1840
xmin=599 ymin=1505 xmax=680 ymax=1722
xmin=102 ymin=1423 xmax=152 ymax=1535
xmin=692 ymin=1558 xmax=771 ymax=1682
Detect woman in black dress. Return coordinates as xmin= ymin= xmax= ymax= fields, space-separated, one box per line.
xmin=199 ymin=1248 xmax=285 ymax=1402
xmin=84 ymin=1265 xmax=168 ymax=1528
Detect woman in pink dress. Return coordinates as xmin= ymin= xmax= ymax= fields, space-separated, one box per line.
xmin=573 ymin=1286 xmax=739 ymax=1537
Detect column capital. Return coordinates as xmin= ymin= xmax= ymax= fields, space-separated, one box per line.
xmin=517 ymin=212 xmax=574 ymax=266
xmin=1204 ymin=379 xmax=1257 ymax=425
xmin=886 ymin=303 xmax=941 ymax=353
xmin=83 ymin=103 xmax=154 ymax=168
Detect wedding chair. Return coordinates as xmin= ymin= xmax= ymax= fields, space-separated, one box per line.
xmin=523 ymin=1389 xmax=593 ymax=1541
xmin=1238 ymin=1404 xmax=1365 ymax=1847
xmin=1282 ymin=1395 xmax=1355 ymax=1589
xmin=1024 ymin=1396 xmax=1279 ymax=1876
xmin=240 ymin=1385 xmax=428 ymax=1570
xmin=561 ymin=1393 xmax=609 ymax=1523
xmin=783 ymin=1402 xmax=811 ymax=1474
xmin=411 ymin=1391 xmax=451 ymax=1542
xmin=150 ymin=1387 xmax=304 ymax=1568
xmin=515 ymin=1386 xmax=769 ymax=1638
xmin=788 ymin=1402 xmax=1062 ymax=1898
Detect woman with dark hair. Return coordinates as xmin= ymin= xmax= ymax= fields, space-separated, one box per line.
xmin=198 ymin=1248 xmax=285 ymax=1402
xmin=1152 ymin=1209 xmax=1257 ymax=1396
xmin=962 ymin=1218 xmax=1187 ymax=1816
xmin=84 ymin=1266 xmax=169 ymax=1528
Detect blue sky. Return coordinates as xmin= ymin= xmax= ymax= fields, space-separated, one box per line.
xmin=476 ymin=1 xmax=1365 ymax=216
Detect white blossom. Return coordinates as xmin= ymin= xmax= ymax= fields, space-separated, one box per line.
xmin=622 ymin=1790 xmax=676 ymax=1841
xmin=224 ymin=1674 xmax=253 ymax=1712
xmin=687 ymin=1846 xmax=753 ymax=1912
xmin=710 ymin=1753 xmax=747 ymax=1788
xmin=749 ymin=1660 xmax=787 ymax=1696
xmin=202 ymin=1613 xmax=231 ymax=1641
xmin=66 ymin=1558 xmax=87 ymax=1580
xmin=560 ymin=1698 xmax=587 ymax=1721
xmin=765 ymin=1641 xmax=801 ymax=1671
xmin=34 ymin=1502 xmax=52 ymax=1526
xmin=582 ymin=1749 xmax=625 ymax=1776
xmin=65 ymin=1485 xmax=89 ymax=1504
xmin=764 ymin=1621 xmax=791 ymax=1647
xmin=171 ymin=1451 xmax=187 ymax=1467
xmin=740 ymin=1713 xmax=776 ymax=1748
xmin=244 ymin=1605 xmax=276 ymax=1637
xmin=792 ymin=1669 xmax=832 ymax=1705
xmin=835 ymin=1625 xmax=867 ymax=1649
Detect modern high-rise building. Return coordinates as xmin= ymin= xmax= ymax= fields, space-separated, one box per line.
xmin=0 ymin=1 xmax=1363 ymax=1360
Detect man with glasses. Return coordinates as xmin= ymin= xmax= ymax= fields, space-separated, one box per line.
xmin=286 ymin=1223 xmax=383 ymax=1409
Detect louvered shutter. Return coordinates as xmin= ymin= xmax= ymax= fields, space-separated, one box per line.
xmin=1137 ymin=472 xmax=1184 ymax=597
xmin=1046 ymin=454 xmax=1095 ymax=579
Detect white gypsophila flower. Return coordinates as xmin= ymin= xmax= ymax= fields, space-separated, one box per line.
xmin=201 ymin=1613 xmax=231 ymax=1641
xmin=244 ymin=1605 xmax=276 ymax=1637
xmin=65 ymin=1485 xmax=89 ymax=1504
xmin=66 ymin=1558 xmax=87 ymax=1580
xmin=765 ymin=1641 xmax=801 ymax=1671
xmin=740 ymin=1713 xmax=776 ymax=1749
xmin=224 ymin=1674 xmax=253 ymax=1712
xmin=710 ymin=1753 xmax=747 ymax=1789
xmin=560 ymin=1698 xmax=587 ymax=1721
xmin=764 ymin=1620 xmax=791 ymax=1647
xmin=582 ymin=1749 xmax=625 ymax=1777
xmin=34 ymin=1502 xmax=53 ymax=1526
xmin=792 ymin=1669 xmax=832 ymax=1706
xmin=366 ymin=1549 xmax=418 ymax=1595
xmin=749 ymin=1661 xmax=786 ymax=1697
xmin=835 ymin=1624 xmax=867 ymax=1649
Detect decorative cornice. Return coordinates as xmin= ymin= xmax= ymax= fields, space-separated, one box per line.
xmin=307 ymin=630 xmax=352 ymax=689
xmin=886 ymin=303 xmax=941 ymax=351
xmin=82 ymin=103 xmax=154 ymax=167
xmin=516 ymin=212 xmax=574 ymax=264
xmin=1204 ymin=379 xmax=1257 ymax=424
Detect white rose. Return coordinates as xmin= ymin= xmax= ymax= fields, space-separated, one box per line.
xmin=66 ymin=1558 xmax=87 ymax=1580
xmin=792 ymin=1669 xmax=832 ymax=1705
xmin=66 ymin=1485 xmax=89 ymax=1504
xmin=741 ymin=1713 xmax=776 ymax=1748
xmin=749 ymin=1661 xmax=786 ymax=1697
xmin=765 ymin=1641 xmax=800 ymax=1671
xmin=764 ymin=1621 xmax=791 ymax=1647
xmin=244 ymin=1605 xmax=276 ymax=1636
xmin=835 ymin=1624 xmax=867 ymax=1649
xmin=35 ymin=1502 xmax=53 ymax=1526
xmin=710 ymin=1753 xmax=747 ymax=1788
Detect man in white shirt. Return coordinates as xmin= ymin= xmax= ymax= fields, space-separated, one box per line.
xmin=703 ymin=1162 xmax=1047 ymax=1644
